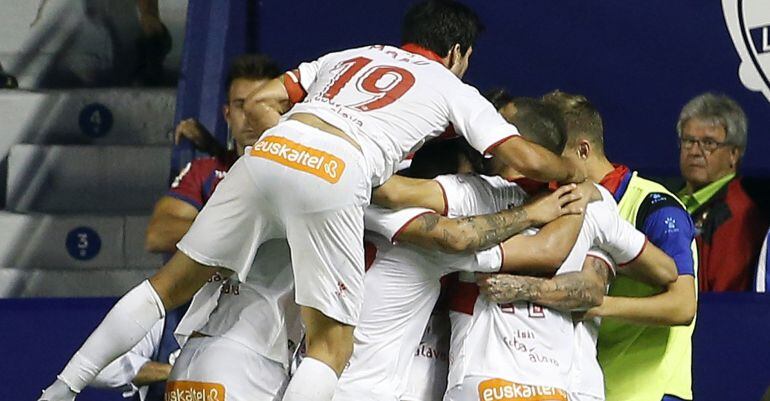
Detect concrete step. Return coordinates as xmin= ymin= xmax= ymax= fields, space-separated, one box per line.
xmin=0 ymin=89 xmax=176 ymax=150
xmin=0 ymin=267 xmax=155 ymax=297
xmin=7 ymin=144 xmax=171 ymax=213
xmin=0 ymin=211 xmax=164 ymax=270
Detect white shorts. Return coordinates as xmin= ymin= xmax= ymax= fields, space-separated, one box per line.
xmin=402 ymin=312 xmax=450 ymax=401
xmin=568 ymin=393 xmax=603 ymax=401
xmin=178 ymin=120 xmax=371 ymax=325
xmin=444 ymin=376 xmax=569 ymax=401
xmin=167 ymin=336 xmax=288 ymax=401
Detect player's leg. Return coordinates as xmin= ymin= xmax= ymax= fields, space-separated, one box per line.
xmin=40 ymin=157 xmax=273 ymax=401
xmin=282 ymin=205 xmax=367 ymax=401
xmin=39 ymin=253 xmax=216 ymax=401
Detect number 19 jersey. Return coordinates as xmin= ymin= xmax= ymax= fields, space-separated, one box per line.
xmin=285 ymin=44 xmax=519 ymax=186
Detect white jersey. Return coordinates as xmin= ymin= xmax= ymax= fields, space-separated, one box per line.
xmin=175 ymin=239 xmax=301 ymax=369
xmin=285 ymin=44 xmax=519 ymax=186
xmin=446 ymin=184 xmax=646 ymax=396
xmin=335 ymin=175 xmax=519 ymax=401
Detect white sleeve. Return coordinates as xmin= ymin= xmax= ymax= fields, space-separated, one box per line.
xmin=446 ymin=83 xmax=520 ymax=154
xmin=91 ymin=319 xmax=163 ymax=394
xmin=434 ymin=245 xmax=503 ymax=274
xmin=364 ymin=205 xmax=435 ymax=242
xmin=586 ymin=247 xmax=617 ymax=277
xmin=295 ymin=57 xmax=324 ymax=91
xmin=588 ymin=203 xmax=647 ymax=265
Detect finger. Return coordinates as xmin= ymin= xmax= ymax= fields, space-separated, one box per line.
xmin=552 ymin=183 xmax=576 ymax=198
xmin=557 ymin=193 xmax=583 ymax=208
xmin=561 ymin=204 xmax=584 ymax=215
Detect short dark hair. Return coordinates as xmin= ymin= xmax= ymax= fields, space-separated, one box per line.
xmin=483 ymin=88 xmax=514 ymax=111
xmin=509 ymin=97 xmax=567 ymax=155
xmin=406 ymin=137 xmax=483 ymax=179
xmin=225 ymin=54 xmax=281 ymax=90
xmin=541 ymin=90 xmax=604 ymax=153
xmin=401 ymin=0 xmax=484 ymax=56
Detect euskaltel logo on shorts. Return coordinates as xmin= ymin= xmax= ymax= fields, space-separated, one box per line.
xmin=250 ymin=136 xmax=346 ymax=184
xmin=477 ymin=378 xmax=568 ymax=401
xmin=723 ymin=0 xmax=770 ymax=102
xmin=165 ymin=380 xmax=225 ymax=401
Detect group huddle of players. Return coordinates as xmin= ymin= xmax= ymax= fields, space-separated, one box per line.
xmin=40 ymin=2 xmax=697 ymax=401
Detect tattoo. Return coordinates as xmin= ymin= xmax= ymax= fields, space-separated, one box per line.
xmin=455 ymin=206 xmax=530 ymax=252
xmin=419 ymin=213 xmax=440 ymax=232
xmin=488 ymin=269 xmax=604 ymax=312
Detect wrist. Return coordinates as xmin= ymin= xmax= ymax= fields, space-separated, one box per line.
xmin=519 ymin=204 xmax=542 ymax=227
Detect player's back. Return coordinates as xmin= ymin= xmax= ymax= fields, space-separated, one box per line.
xmin=287 ymin=45 xmax=516 ymax=186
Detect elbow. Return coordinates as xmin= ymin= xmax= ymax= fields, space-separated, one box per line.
xmin=584 ymin=285 xmax=605 ymax=308
xmin=144 ymin=226 xmax=170 ymax=254
xmin=672 ymin=299 xmax=697 ymax=326
xmin=371 ymin=186 xmax=400 ymax=209
xmin=660 ymin=268 xmax=678 ymax=286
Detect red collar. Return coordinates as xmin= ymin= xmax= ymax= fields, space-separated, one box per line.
xmin=599 ymin=164 xmax=630 ymax=194
xmin=401 ymin=43 xmax=445 ymax=64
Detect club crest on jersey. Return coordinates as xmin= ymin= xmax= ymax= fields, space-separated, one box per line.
xmin=723 ymin=0 xmax=770 ymax=102
xmin=250 ymin=136 xmax=346 ymax=184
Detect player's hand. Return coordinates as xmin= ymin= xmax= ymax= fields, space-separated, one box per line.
xmin=174 ymin=118 xmax=215 ymax=152
xmin=38 ymin=379 xmax=77 ymax=401
xmin=523 ymin=183 xmax=583 ymax=226
xmin=476 ymin=273 xmax=526 ymax=303
xmin=565 ymin=181 xmax=602 ymax=213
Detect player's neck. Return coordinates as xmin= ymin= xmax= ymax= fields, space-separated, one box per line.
xmin=586 ymin=156 xmax=615 ymax=183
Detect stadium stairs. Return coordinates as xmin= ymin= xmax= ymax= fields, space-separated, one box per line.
xmin=0 ymin=88 xmax=175 ymax=297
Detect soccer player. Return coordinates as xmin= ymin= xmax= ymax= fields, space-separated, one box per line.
xmin=335 ymin=133 xmax=588 ymax=401
xmin=86 ymin=54 xmax=283 ymax=401
xmin=541 ymin=91 xmax=697 ymax=401
xmin=39 ymin=2 xmax=585 ymax=401
xmin=433 ymin=98 xmax=676 ymax=401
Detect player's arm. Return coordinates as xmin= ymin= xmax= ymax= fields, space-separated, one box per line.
xmin=243 ymin=75 xmax=292 ymax=135
xmin=495 ymin=182 xmax=600 ymax=274
xmin=491 ymin=136 xmax=585 ymax=184
xmin=145 ymin=196 xmax=199 ymax=253
xmin=477 ymin=254 xmax=612 ymax=311
xmin=132 ymin=361 xmax=172 ymax=386
xmin=372 ymin=175 xmax=447 ymax=214
xmin=394 ymin=184 xmax=583 ymax=253
xmin=587 ymin=202 xmax=697 ymax=326
xmin=617 ymin=241 xmax=678 ymax=286
xmin=587 ymin=276 xmax=696 ymax=326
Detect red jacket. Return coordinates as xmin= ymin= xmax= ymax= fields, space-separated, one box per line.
xmin=692 ymin=178 xmax=769 ymax=292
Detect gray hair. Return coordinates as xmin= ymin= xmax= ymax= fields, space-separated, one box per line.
xmin=676 ymin=93 xmax=748 ymax=155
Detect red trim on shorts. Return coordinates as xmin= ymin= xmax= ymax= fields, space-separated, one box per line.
xmin=483 ymin=134 xmax=519 ymax=155
xmin=391 ymin=211 xmax=436 ymax=243
xmin=401 ymin=43 xmax=444 ymax=63
xmin=283 ymin=69 xmax=307 ymax=104
xmin=619 ymin=238 xmax=649 ymax=267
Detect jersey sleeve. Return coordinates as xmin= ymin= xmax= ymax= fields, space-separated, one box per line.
xmin=168 ymin=161 xmax=205 ymax=210
xmin=588 ymin=203 xmax=647 ymax=266
xmin=364 ymin=205 xmax=435 ymax=243
xmin=445 ymin=84 xmax=520 ymax=154
xmin=639 ymin=201 xmax=696 ymax=276
xmin=586 ymin=247 xmax=617 ymax=277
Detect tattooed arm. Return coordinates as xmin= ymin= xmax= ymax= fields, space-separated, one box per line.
xmin=477 ymin=255 xmax=612 ymax=311
xmin=395 ymin=184 xmax=583 ymax=253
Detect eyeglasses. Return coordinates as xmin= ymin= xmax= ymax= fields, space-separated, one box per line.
xmin=678 ymin=136 xmax=732 ymax=153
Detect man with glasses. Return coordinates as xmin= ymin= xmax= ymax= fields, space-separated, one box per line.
xmin=676 ymin=92 xmax=768 ymax=292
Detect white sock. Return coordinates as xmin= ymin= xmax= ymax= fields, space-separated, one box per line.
xmin=55 ymin=280 xmax=165 ymax=392
xmin=282 ymin=357 xmax=338 ymax=401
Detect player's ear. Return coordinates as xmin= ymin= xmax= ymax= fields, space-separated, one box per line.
xmin=578 ymin=139 xmax=590 ymax=160
xmin=223 ymin=104 xmax=230 ymax=122
xmin=448 ymin=43 xmax=462 ymax=65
